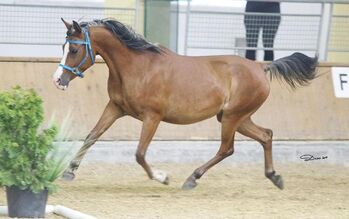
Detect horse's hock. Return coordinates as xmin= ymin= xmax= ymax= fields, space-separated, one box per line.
xmin=0 ymin=57 xmax=348 ymax=140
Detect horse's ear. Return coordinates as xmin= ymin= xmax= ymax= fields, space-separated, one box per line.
xmin=61 ymin=18 xmax=72 ymax=30
xmin=72 ymin=20 xmax=82 ymax=33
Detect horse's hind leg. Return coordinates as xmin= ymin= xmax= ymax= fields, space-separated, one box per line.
xmin=182 ymin=113 xmax=243 ymax=190
xmin=62 ymin=101 xmax=124 ymax=180
xmin=135 ymin=112 xmax=169 ymax=185
xmin=238 ymin=118 xmax=284 ymax=189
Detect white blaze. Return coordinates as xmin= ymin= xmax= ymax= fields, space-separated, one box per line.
xmin=53 ymin=42 xmax=70 ymax=81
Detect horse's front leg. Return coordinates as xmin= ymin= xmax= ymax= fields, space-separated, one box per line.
xmin=62 ymin=101 xmax=124 ymax=180
xmin=135 ymin=112 xmax=169 ymax=185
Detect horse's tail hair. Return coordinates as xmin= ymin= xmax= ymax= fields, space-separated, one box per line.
xmin=264 ymin=52 xmax=318 ymax=89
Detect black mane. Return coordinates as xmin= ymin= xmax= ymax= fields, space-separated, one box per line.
xmin=80 ymin=18 xmax=162 ymax=54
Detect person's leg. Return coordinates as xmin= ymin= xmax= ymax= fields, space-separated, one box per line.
xmin=262 ymin=4 xmax=281 ymax=61
xmin=262 ymin=14 xmax=280 ymax=61
xmin=244 ymin=14 xmax=260 ymax=60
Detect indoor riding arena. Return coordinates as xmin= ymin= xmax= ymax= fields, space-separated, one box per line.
xmin=0 ymin=0 xmax=348 ymax=219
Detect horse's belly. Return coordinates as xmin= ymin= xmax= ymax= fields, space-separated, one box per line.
xmin=162 ymin=81 xmax=228 ymax=124
xmin=162 ymin=112 xmax=217 ymax=124
xmin=163 ymin=98 xmax=225 ymax=124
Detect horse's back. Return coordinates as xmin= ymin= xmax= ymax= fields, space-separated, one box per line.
xmin=174 ymin=54 xmax=270 ymax=98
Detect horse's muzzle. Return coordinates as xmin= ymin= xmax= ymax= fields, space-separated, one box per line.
xmin=53 ymin=78 xmax=69 ymax=90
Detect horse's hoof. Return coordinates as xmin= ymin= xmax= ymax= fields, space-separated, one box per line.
xmin=163 ymin=176 xmax=170 ymax=185
xmin=267 ymin=172 xmax=284 ymax=190
xmin=61 ymin=171 xmax=75 ymax=181
xmin=153 ymin=170 xmax=169 ymax=185
xmin=272 ymin=175 xmax=284 ymax=190
xmin=181 ymin=177 xmax=197 ymax=190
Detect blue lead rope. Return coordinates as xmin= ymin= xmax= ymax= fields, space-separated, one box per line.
xmin=59 ymin=27 xmax=95 ymax=78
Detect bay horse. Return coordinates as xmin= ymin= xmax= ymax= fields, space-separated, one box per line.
xmin=53 ymin=18 xmax=318 ymax=190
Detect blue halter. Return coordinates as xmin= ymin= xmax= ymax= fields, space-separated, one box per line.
xmin=59 ymin=28 xmax=95 ymax=78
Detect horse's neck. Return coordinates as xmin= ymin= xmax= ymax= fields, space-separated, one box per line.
xmin=95 ymin=37 xmax=133 ymax=75
xmin=92 ymin=28 xmax=165 ymax=81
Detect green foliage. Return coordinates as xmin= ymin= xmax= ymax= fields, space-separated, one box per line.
xmin=0 ymin=87 xmax=59 ymax=193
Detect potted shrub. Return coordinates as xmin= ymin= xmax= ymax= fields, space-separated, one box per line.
xmin=0 ymin=87 xmax=70 ymax=218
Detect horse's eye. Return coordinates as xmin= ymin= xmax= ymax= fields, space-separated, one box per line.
xmin=70 ymin=48 xmax=78 ymax=54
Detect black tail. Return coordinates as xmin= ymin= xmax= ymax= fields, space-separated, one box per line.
xmin=265 ymin=52 xmax=318 ymax=89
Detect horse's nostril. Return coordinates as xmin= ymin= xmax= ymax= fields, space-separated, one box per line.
xmin=53 ymin=78 xmax=62 ymax=88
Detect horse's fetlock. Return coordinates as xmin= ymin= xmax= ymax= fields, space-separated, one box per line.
xmin=265 ymin=170 xmax=276 ymax=179
xmin=70 ymin=160 xmax=80 ymax=170
xmin=135 ymin=152 xmax=145 ymax=164
xmin=193 ymin=169 xmax=204 ymax=179
xmin=226 ymin=147 xmax=234 ymax=156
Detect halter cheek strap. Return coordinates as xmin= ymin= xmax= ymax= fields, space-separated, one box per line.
xmin=59 ymin=28 xmax=95 ymax=78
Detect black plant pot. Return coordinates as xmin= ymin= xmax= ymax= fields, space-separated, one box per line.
xmin=6 ymin=186 xmax=48 ymax=218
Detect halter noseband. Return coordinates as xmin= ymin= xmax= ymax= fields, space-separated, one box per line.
xmin=59 ymin=27 xmax=95 ymax=78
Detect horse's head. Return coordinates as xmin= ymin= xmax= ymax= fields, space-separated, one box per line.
xmin=53 ymin=18 xmax=95 ymax=90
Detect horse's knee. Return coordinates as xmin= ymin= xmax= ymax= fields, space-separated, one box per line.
xmin=266 ymin=129 xmax=273 ymax=139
